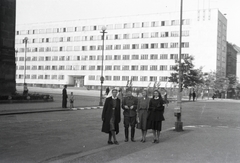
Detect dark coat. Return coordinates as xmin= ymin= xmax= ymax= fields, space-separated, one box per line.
xmin=62 ymin=88 xmax=67 ymax=99
xmin=101 ymin=97 xmax=121 ymax=134
xmin=62 ymin=88 xmax=67 ymax=108
xmin=148 ymin=98 xmax=165 ymax=121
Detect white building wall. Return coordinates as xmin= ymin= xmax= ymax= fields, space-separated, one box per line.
xmin=15 ymin=9 xmax=227 ymax=88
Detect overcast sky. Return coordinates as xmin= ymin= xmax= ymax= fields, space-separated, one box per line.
xmin=16 ymin=0 xmax=240 ymax=46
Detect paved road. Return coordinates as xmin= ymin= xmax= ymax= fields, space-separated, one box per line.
xmin=0 ymin=99 xmax=239 ymax=163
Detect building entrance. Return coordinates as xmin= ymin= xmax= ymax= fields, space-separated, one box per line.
xmin=74 ymin=76 xmax=84 ymax=87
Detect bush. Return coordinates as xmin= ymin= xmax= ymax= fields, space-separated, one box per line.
xmin=0 ymin=93 xmax=53 ymax=102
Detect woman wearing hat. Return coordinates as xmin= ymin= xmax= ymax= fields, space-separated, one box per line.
xmin=101 ymin=89 xmax=121 ymax=145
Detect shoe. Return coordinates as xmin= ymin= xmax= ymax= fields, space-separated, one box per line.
xmin=152 ymin=139 xmax=157 ymax=143
xmin=155 ymin=140 xmax=159 ymax=143
xmin=142 ymin=140 xmax=146 ymax=143
xmin=140 ymin=139 xmax=143 ymax=142
xmin=124 ymin=138 xmax=128 ymax=142
xmin=114 ymin=141 xmax=119 ymax=145
xmin=131 ymin=138 xmax=135 ymax=142
xmin=108 ymin=141 xmax=113 ymax=145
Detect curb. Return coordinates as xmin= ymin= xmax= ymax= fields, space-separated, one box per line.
xmin=0 ymin=106 xmax=103 ymax=116
xmin=72 ymin=106 xmax=103 ymax=111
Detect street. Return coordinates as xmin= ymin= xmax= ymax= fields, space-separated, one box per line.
xmin=0 ymin=99 xmax=240 ymax=163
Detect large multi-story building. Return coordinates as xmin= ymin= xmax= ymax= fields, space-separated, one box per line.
xmin=15 ymin=8 xmax=227 ymax=89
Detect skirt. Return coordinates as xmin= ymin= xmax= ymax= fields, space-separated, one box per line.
xmin=147 ymin=120 xmax=162 ymax=131
xmin=137 ymin=109 xmax=148 ymax=130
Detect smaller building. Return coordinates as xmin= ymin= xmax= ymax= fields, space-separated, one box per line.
xmin=233 ymin=45 xmax=240 ymax=81
xmin=226 ymin=42 xmax=237 ymax=77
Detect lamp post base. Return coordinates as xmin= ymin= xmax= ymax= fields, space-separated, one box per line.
xmin=174 ymin=122 xmax=183 ymax=132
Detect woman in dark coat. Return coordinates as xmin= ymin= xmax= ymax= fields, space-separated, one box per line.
xmin=101 ymin=89 xmax=121 ymax=145
xmin=147 ymin=90 xmax=165 ymax=143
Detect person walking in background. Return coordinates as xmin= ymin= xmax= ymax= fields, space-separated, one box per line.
xmin=105 ymin=87 xmax=110 ymax=95
xmin=192 ymin=90 xmax=196 ymax=101
xmin=137 ymin=90 xmax=149 ymax=143
xmin=23 ymin=83 xmax=28 ymax=96
xmin=122 ymin=88 xmax=138 ymax=142
xmin=147 ymin=90 xmax=165 ymax=143
xmin=101 ymin=89 xmax=121 ymax=145
xmin=189 ymin=90 xmax=192 ymax=101
xmin=62 ymin=85 xmax=68 ymax=108
xmin=69 ymin=92 xmax=74 ymax=109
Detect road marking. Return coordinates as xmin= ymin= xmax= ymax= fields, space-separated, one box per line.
xmin=217 ymin=126 xmax=229 ymax=128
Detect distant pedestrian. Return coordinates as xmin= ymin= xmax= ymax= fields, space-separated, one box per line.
xmin=62 ymin=85 xmax=68 ymax=108
xmin=101 ymin=89 xmax=121 ymax=145
xmin=105 ymin=87 xmax=110 ymax=95
xmin=189 ymin=90 xmax=192 ymax=101
xmin=192 ymin=91 xmax=196 ymax=101
xmin=122 ymin=88 xmax=138 ymax=142
xmin=69 ymin=92 xmax=74 ymax=109
xmin=23 ymin=83 xmax=28 ymax=96
xmin=201 ymin=91 xmax=204 ymax=99
xmin=137 ymin=90 xmax=149 ymax=143
xmin=147 ymin=90 xmax=165 ymax=143
xmin=212 ymin=93 xmax=216 ymax=100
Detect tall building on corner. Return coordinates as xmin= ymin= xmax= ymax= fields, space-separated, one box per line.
xmin=0 ymin=0 xmax=16 ymax=95
xmin=15 ymin=8 xmax=227 ymax=89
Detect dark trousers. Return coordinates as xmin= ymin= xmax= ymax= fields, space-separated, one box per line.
xmin=62 ymin=98 xmax=67 ymax=108
xmin=124 ymin=116 xmax=136 ymax=139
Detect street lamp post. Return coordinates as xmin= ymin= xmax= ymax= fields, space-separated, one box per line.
xmin=99 ymin=26 xmax=107 ymax=106
xmin=174 ymin=0 xmax=183 ymax=131
xmin=23 ymin=37 xmax=28 ymax=85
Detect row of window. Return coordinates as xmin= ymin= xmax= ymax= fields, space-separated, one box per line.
xmin=16 ymin=74 xmax=168 ymax=82
xmin=16 ymin=65 xmax=176 ymax=71
xmin=16 ymin=54 xmax=189 ymax=61
xmin=16 ymin=19 xmax=190 ymax=35
xmin=17 ymin=74 xmax=64 ymax=80
xmin=88 ymin=75 xmax=169 ymax=82
xmin=15 ymin=31 xmax=190 ymax=44
xmin=16 ymin=42 xmax=190 ymax=53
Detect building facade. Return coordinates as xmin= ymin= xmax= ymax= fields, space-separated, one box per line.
xmin=15 ymin=8 xmax=227 ymax=88
xmin=226 ymin=42 xmax=237 ymax=77
xmin=0 ymin=0 xmax=16 ymax=95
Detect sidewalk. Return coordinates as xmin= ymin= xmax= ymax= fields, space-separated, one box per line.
xmin=66 ymin=125 xmax=240 ymax=163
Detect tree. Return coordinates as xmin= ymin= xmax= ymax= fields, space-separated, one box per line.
xmin=227 ymin=74 xmax=237 ymax=88
xmin=169 ymin=56 xmax=204 ymax=90
xmin=214 ymin=72 xmax=229 ymax=91
xmin=202 ymin=72 xmax=216 ymax=99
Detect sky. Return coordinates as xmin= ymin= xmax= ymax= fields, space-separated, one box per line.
xmin=16 ymin=0 xmax=240 ymax=46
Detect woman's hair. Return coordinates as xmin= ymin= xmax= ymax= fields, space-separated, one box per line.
xmin=153 ymin=90 xmax=162 ymax=99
